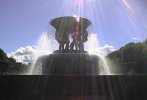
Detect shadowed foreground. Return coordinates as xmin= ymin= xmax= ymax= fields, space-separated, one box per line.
xmin=0 ymin=75 xmax=147 ymax=100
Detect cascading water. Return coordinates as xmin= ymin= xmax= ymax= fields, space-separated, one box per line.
xmin=85 ymin=33 xmax=111 ymax=75
xmin=30 ymin=32 xmax=111 ymax=75
xmin=30 ymin=32 xmax=57 ymax=75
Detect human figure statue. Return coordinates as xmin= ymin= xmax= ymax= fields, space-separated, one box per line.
xmin=70 ymin=26 xmax=80 ymax=50
xmin=50 ymin=17 xmax=91 ymax=52
xmin=55 ymin=31 xmax=69 ymax=51
xmin=78 ymin=30 xmax=88 ymax=51
xmin=70 ymin=25 xmax=88 ymax=51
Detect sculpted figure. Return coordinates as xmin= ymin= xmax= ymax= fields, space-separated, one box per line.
xmin=70 ymin=26 xmax=88 ymax=51
xmin=70 ymin=26 xmax=80 ymax=50
xmin=55 ymin=31 xmax=69 ymax=51
xmin=50 ymin=16 xmax=91 ymax=52
xmin=78 ymin=30 xmax=88 ymax=51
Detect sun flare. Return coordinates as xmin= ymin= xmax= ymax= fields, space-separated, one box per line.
xmin=76 ymin=0 xmax=83 ymax=5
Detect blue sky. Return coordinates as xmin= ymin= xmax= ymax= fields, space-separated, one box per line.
xmin=0 ymin=0 xmax=147 ymax=53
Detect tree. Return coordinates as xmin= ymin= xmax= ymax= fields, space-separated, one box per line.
xmin=106 ymin=40 xmax=147 ymax=74
xmin=0 ymin=48 xmax=29 ymax=75
xmin=0 ymin=49 xmax=10 ymax=74
xmin=143 ymin=39 xmax=147 ymax=45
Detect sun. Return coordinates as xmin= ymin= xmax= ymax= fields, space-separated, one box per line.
xmin=76 ymin=0 xmax=94 ymax=5
xmin=76 ymin=0 xmax=84 ymax=5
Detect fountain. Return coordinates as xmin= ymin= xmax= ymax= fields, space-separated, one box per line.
xmin=33 ymin=16 xmax=100 ymax=75
xmin=1 ymin=16 xmax=146 ymax=100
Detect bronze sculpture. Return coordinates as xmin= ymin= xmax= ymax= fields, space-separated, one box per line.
xmin=50 ymin=16 xmax=91 ymax=51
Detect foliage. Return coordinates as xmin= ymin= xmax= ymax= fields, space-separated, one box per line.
xmin=106 ymin=39 xmax=147 ymax=74
xmin=0 ymin=48 xmax=30 ymax=75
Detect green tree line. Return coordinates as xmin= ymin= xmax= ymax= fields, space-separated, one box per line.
xmin=0 ymin=49 xmax=31 ymax=75
xmin=106 ymin=39 xmax=147 ymax=74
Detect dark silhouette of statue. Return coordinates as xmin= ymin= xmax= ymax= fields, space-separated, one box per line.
xmin=55 ymin=31 xmax=69 ymax=50
xmin=78 ymin=30 xmax=88 ymax=51
xmin=50 ymin=16 xmax=91 ymax=52
xmin=70 ymin=26 xmax=80 ymax=50
xmin=70 ymin=19 xmax=89 ymax=51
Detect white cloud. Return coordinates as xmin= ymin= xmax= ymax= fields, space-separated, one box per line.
xmin=84 ymin=34 xmax=116 ymax=57
xmin=8 ymin=46 xmax=37 ymax=64
xmin=97 ymin=44 xmax=116 ymax=56
xmin=86 ymin=45 xmax=115 ymax=57
xmin=8 ymin=46 xmax=51 ymax=64
xmin=14 ymin=46 xmax=38 ymax=55
xmin=132 ymin=37 xmax=142 ymax=42
xmin=132 ymin=37 xmax=138 ymax=40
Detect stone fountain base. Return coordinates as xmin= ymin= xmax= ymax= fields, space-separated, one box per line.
xmin=41 ymin=50 xmax=99 ymax=75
